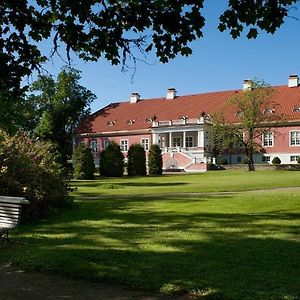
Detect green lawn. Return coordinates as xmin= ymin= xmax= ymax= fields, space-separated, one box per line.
xmin=72 ymin=170 xmax=300 ymax=196
xmin=1 ymin=171 xmax=300 ymax=299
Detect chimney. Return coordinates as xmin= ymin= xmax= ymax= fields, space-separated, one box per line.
xmin=243 ymin=79 xmax=252 ymax=91
xmin=288 ymin=75 xmax=299 ymax=88
xmin=166 ymin=88 xmax=177 ymax=99
xmin=130 ymin=92 xmax=140 ymax=103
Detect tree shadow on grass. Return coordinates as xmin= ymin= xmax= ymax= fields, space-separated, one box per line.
xmin=5 ymin=193 xmax=300 ymax=300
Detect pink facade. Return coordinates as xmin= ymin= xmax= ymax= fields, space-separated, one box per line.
xmin=76 ymin=78 xmax=300 ymax=170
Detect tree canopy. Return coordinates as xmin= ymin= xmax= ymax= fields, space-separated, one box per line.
xmin=30 ymin=67 xmax=96 ymax=163
xmin=1 ymin=0 xmax=298 ymax=96
xmin=211 ymin=79 xmax=286 ymax=171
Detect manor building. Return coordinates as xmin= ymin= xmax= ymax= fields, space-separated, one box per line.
xmin=75 ymin=75 xmax=300 ymax=172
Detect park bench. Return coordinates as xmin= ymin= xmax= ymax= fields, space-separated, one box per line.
xmin=0 ymin=196 xmax=29 ymax=243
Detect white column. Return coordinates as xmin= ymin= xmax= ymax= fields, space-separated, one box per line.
xmin=183 ymin=131 xmax=186 ymax=148
xmin=198 ymin=130 xmax=204 ymax=148
xmin=152 ymin=133 xmax=157 ymax=145
xmin=169 ymin=132 xmax=172 ymax=148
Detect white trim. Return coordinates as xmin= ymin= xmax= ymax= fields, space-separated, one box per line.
xmin=290 ymin=130 xmax=300 ymax=146
xmin=262 ymin=132 xmax=274 ymax=148
xmin=120 ymin=139 xmax=129 ymax=152
xmin=173 ymin=136 xmax=181 ymax=147
xmin=141 ymin=138 xmax=149 ymax=151
xmin=185 ymin=136 xmax=194 ymax=148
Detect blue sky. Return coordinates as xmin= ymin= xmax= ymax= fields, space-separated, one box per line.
xmin=37 ymin=1 xmax=300 ymax=112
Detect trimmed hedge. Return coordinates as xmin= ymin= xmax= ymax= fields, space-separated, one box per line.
xmin=99 ymin=141 xmax=124 ymax=177
xmin=127 ymin=144 xmax=146 ymax=176
xmin=73 ymin=143 xmax=95 ymax=179
xmin=148 ymin=144 xmax=162 ymax=175
xmin=272 ymin=157 xmax=281 ymax=165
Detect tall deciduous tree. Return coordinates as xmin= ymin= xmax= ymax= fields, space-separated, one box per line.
xmin=211 ymin=79 xmax=286 ymax=171
xmin=0 ymin=0 xmax=298 ymax=95
xmin=30 ymin=67 xmax=96 ymax=164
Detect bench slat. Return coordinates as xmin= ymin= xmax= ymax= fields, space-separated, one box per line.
xmin=0 ymin=202 xmax=21 ymax=208
xmin=0 ymin=207 xmax=20 ymax=213
xmin=0 ymin=196 xmax=29 ymax=242
xmin=0 ymin=222 xmax=17 ymax=229
xmin=0 ymin=219 xmax=18 ymax=225
xmin=0 ymin=215 xmax=19 ymax=221
xmin=0 ymin=196 xmax=29 ymax=205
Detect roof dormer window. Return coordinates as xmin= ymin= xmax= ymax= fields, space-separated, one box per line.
xmin=107 ymin=121 xmax=115 ymax=126
xmin=235 ymin=111 xmax=244 ymax=118
xmin=293 ymin=106 xmax=300 ymax=112
xmin=263 ymin=108 xmax=275 ymax=115
xmin=145 ymin=115 xmax=157 ymax=123
xmin=179 ymin=115 xmax=188 ymax=120
xmin=127 ymin=119 xmax=135 ymax=125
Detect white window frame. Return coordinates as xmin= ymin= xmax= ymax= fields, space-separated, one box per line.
xmin=173 ymin=137 xmax=181 ymax=147
xmin=91 ymin=140 xmax=98 ymax=152
xmin=262 ymin=132 xmax=274 ymax=147
xmin=185 ymin=136 xmax=193 ymax=148
xmin=141 ymin=138 xmax=149 ymax=151
xmin=120 ymin=139 xmax=128 ymax=152
xmin=290 ymin=155 xmax=299 ymax=162
xmin=290 ymin=131 xmax=300 ymax=146
xmin=262 ymin=156 xmax=271 ymax=163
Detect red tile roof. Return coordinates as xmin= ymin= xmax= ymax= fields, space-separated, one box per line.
xmin=77 ymin=85 xmax=300 ymax=134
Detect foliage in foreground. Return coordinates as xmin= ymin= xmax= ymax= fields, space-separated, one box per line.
xmin=99 ymin=141 xmax=124 ymax=177
xmin=127 ymin=144 xmax=146 ymax=176
xmin=148 ymin=144 xmax=163 ymax=175
xmin=73 ymin=144 xmax=95 ymax=180
xmin=2 ymin=0 xmax=296 ymax=97
xmin=0 ymin=131 xmax=71 ymax=221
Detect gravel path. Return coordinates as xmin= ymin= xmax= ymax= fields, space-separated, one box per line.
xmin=0 ymin=263 xmax=185 ymax=300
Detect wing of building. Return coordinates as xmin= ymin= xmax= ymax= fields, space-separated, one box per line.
xmin=75 ymin=76 xmax=300 ymax=172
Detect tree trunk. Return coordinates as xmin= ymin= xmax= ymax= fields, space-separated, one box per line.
xmin=244 ymin=145 xmax=255 ymax=171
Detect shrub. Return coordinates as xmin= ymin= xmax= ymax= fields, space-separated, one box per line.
xmin=99 ymin=141 xmax=124 ymax=177
xmin=73 ymin=144 xmax=95 ymax=179
xmin=219 ymin=158 xmax=228 ymax=165
xmin=127 ymin=144 xmax=146 ymax=176
xmin=0 ymin=131 xmax=71 ymax=222
xmin=148 ymin=144 xmax=162 ymax=175
xmin=272 ymin=157 xmax=281 ymax=165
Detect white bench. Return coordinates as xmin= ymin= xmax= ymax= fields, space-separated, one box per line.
xmin=0 ymin=196 xmax=29 ymax=242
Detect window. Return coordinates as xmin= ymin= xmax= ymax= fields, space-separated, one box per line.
xmin=127 ymin=119 xmax=135 ymax=125
xmin=91 ymin=140 xmax=98 ymax=152
xmin=173 ymin=137 xmax=181 ymax=147
xmin=290 ymin=155 xmax=299 ymax=162
xmin=107 ymin=121 xmax=115 ymax=126
xmin=263 ymin=132 xmax=273 ymax=147
xmin=237 ymin=156 xmax=242 ymax=163
xmin=263 ymin=108 xmax=275 ymax=115
xmin=141 ymin=138 xmax=149 ymax=151
xmin=262 ymin=156 xmax=271 ymax=162
xmin=185 ymin=136 xmax=193 ymax=147
xmin=120 ymin=139 xmax=128 ymax=151
xmin=290 ymin=131 xmax=300 ymax=146
xmin=104 ymin=140 xmax=110 ymax=149
xmin=293 ymin=106 xmax=300 ymax=112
